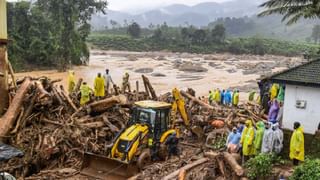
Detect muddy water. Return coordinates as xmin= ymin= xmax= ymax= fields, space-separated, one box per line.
xmin=16 ymin=50 xmax=303 ymax=102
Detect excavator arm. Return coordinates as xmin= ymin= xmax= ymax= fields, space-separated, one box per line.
xmin=171 ymin=88 xmax=203 ymax=138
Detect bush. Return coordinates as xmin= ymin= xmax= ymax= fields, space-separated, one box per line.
xmin=245 ymin=153 xmax=274 ymax=180
xmin=290 ymin=159 xmax=320 ymax=180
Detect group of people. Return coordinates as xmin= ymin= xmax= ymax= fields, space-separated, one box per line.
xmin=208 ymin=89 xmax=240 ymax=107
xmin=67 ymin=69 xmax=132 ymax=105
xmin=226 ymin=120 xmax=284 ymax=163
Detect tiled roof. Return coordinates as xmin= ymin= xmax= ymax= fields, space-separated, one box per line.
xmin=268 ymin=59 xmax=320 ymax=87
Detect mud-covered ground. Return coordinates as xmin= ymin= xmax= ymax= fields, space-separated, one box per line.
xmin=16 ymin=50 xmax=305 ymax=101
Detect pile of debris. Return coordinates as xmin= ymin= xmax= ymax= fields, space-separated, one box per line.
xmin=0 ymin=74 xmax=267 ymax=179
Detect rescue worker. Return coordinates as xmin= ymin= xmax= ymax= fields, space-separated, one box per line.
xmin=276 ymin=101 xmax=284 ymax=126
xmin=121 ymin=72 xmax=131 ymax=93
xmin=103 ymin=69 xmax=114 ymax=96
xmin=270 ymin=83 xmax=279 ymax=100
xmin=248 ymin=90 xmax=256 ymax=102
xmin=226 ymin=127 xmax=242 ymax=153
xmin=224 ymin=89 xmax=232 ymax=106
xmin=214 ymin=88 xmax=221 ymax=104
xmin=272 ymin=123 xmax=283 ymax=154
xmin=221 ymin=89 xmax=225 ymax=105
xmin=208 ymin=90 xmax=214 ymax=105
xmin=165 ymin=132 xmax=180 ymax=160
xmin=240 ymin=120 xmax=255 ymax=162
xmin=94 ymin=73 xmax=105 ymax=99
xmin=232 ymin=90 xmax=239 ymax=107
xmin=253 ymin=121 xmax=265 ymax=154
xmin=261 ymin=122 xmax=273 ymax=153
xmin=277 ymin=85 xmax=285 ymax=102
xmin=67 ymin=71 xmax=76 ymax=93
xmin=290 ymin=122 xmax=304 ymax=165
xmin=80 ymin=82 xmax=93 ymax=105
xmin=268 ymin=99 xmax=280 ymax=124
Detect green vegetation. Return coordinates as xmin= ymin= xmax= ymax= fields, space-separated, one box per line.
xmin=245 ymin=153 xmax=285 ymax=180
xmin=290 ymin=159 xmax=320 ymax=180
xmin=89 ymin=29 xmax=319 ymax=57
xmin=7 ymin=0 xmax=107 ymax=71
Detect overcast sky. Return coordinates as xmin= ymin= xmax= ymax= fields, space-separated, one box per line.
xmin=107 ymin=0 xmax=231 ymax=11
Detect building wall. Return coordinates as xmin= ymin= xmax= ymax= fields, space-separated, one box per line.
xmin=283 ymin=84 xmax=320 ymax=134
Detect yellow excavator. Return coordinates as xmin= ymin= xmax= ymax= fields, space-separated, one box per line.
xmin=81 ymin=88 xmax=203 ymax=179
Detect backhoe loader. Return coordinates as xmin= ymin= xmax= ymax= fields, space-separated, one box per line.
xmin=80 ymin=88 xmax=203 ymax=179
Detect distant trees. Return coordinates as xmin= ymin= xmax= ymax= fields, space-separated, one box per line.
xmin=211 ymin=24 xmax=226 ymax=43
xmin=311 ymin=25 xmax=320 ymax=44
xmin=127 ymin=22 xmax=141 ymax=38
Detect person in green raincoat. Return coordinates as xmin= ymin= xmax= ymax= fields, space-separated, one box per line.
xmin=277 ymin=85 xmax=285 ymax=102
xmin=232 ymin=90 xmax=239 ymax=107
xmin=80 ymin=82 xmax=93 ymax=105
xmin=248 ymin=91 xmax=256 ymax=102
xmin=208 ymin=90 xmax=214 ymax=105
xmin=240 ymin=120 xmax=255 ymax=162
xmin=68 ymin=71 xmax=76 ymax=93
xmin=254 ymin=121 xmax=265 ymax=154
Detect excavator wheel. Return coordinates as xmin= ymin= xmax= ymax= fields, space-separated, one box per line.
xmin=137 ymin=149 xmax=151 ymax=170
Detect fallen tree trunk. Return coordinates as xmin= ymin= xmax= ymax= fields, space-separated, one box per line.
xmin=163 ymin=158 xmax=209 ymax=180
xmin=87 ymin=95 xmax=127 ymax=114
xmin=180 ymin=90 xmax=216 ymax=110
xmin=142 ymin=75 xmax=157 ymax=100
xmin=223 ymin=152 xmax=244 ymax=177
xmin=0 ymin=78 xmax=32 ymax=139
xmin=59 ymin=86 xmax=78 ymax=112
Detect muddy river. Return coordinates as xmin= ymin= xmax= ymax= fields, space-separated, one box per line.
xmin=16 ymin=50 xmax=304 ymax=101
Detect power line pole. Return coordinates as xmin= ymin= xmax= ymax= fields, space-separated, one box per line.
xmin=0 ymin=0 xmax=9 ymax=115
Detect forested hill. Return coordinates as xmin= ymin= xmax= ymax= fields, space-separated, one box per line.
xmin=90 ymin=0 xmax=320 ymax=41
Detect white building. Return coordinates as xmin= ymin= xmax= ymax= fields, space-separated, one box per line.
xmin=268 ymin=59 xmax=320 ymax=134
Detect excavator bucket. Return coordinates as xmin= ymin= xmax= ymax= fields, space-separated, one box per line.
xmin=80 ymin=152 xmax=139 ymax=180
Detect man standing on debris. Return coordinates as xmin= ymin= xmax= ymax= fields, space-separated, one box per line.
xmin=248 ymin=90 xmax=256 ymax=102
xmin=214 ymin=88 xmax=221 ymax=104
xmin=221 ymin=89 xmax=225 ymax=105
xmin=208 ymin=90 xmax=214 ymax=105
xmin=80 ymin=82 xmax=93 ymax=105
xmin=94 ymin=73 xmax=105 ymax=100
xmin=240 ymin=120 xmax=255 ymax=162
xmin=68 ymin=71 xmax=76 ymax=93
xmin=232 ymin=90 xmax=239 ymax=107
xmin=165 ymin=132 xmax=180 ymax=160
xmin=261 ymin=122 xmax=273 ymax=153
xmin=270 ymin=83 xmax=279 ymax=100
xmin=122 ymin=72 xmax=131 ymax=93
xmin=272 ymin=123 xmax=283 ymax=154
xmin=253 ymin=121 xmax=265 ymax=154
xmin=225 ymin=89 xmax=232 ymax=106
xmin=103 ymin=69 xmax=114 ymax=96
xmin=290 ymin=122 xmax=304 ymax=165
xmin=268 ymin=99 xmax=280 ymax=124
xmin=226 ymin=127 xmax=242 ymax=153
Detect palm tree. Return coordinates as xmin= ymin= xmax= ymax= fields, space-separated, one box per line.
xmin=258 ymin=0 xmax=320 ymax=25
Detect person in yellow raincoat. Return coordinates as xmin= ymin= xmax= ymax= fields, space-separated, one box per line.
xmin=269 ymin=83 xmax=279 ymax=100
xmin=80 ymin=82 xmax=93 ymax=105
xmin=253 ymin=121 xmax=265 ymax=155
xmin=214 ymin=88 xmax=221 ymax=104
xmin=232 ymin=90 xmax=239 ymax=107
xmin=240 ymin=120 xmax=255 ymax=162
xmin=290 ymin=122 xmax=304 ymax=165
xmin=68 ymin=71 xmax=76 ymax=93
xmin=94 ymin=73 xmax=105 ymax=99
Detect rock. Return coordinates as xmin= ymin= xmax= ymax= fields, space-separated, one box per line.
xmin=227 ymin=69 xmax=237 ymax=73
xmin=179 ymin=62 xmax=208 ymax=72
xmin=134 ymin=68 xmax=153 ymax=73
xmin=127 ymin=55 xmax=138 ymax=61
xmin=156 ymin=55 xmax=167 ymax=61
xmin=151 ymin=72 xmax=166 ymax=77
xmin=208 ymin=62 xmax=219 ymax=67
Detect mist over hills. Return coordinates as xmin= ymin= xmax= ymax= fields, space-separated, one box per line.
xmin=90 ymin=0 xmax=320 ymax=41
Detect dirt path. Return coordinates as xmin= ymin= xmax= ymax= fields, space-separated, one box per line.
xmin=16 ymin=50 xmax=304 ymax=101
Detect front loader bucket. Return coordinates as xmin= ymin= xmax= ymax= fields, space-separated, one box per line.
xmin=81 ymin=152 xmax=139 ymax=180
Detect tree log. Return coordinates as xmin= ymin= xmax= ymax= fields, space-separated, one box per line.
xmin=7 ymin=60 xmax=17 ymax=90
xmin=59 ymin=86 xmax=78 ymax=112
xmin=102 ymin=115 xmax=120 ymax=133
xmin=163 ymin=158 xmax=209 ymax=180
xmin=180 ymin=90 xmax=217 ymax=110
xmin=79 ymin=121 xmax=105 ymax=128
xmin=0 ymin=78 xmax=32 ymax=138
xmin=178 ymin=169 xmax=186 ymax=180
xmin=87 ymin=95 xmax=127 ymax=114
xmin=204 ymin=151 xmax=220 ymax=159
xmin=223 ymin=152 xmax=244 ymax=177
xmin=142 ymin=75 xmax=157 ymax=100
xmin=75 ymin=78 xmax=83 ymax=92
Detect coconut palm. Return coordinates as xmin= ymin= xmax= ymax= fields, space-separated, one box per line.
xmin=258 ymin=0 xmax=320 ymax=25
